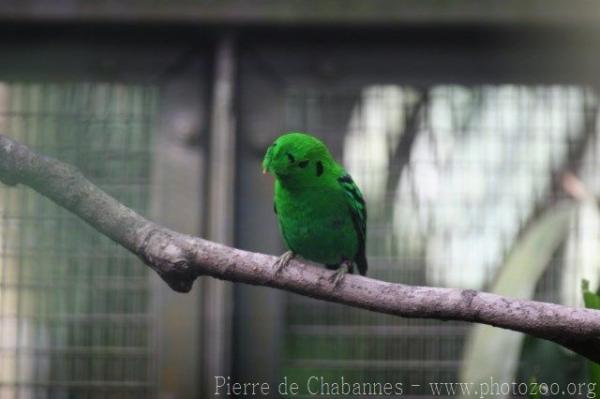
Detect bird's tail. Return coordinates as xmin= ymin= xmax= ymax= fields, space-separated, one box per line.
xmin=356 ymin=252 xmax=368 ymax=276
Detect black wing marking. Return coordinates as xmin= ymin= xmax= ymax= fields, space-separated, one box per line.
xmin=337 ymin=173 xmax=368 ymax=275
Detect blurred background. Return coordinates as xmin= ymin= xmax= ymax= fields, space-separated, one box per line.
xmin=1 ymin=1 xmax=600 ymax=398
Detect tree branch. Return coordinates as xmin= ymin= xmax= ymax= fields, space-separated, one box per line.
xmin=1 ymin=133 xmax=600 ymax=362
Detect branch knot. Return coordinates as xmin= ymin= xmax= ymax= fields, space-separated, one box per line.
xmin=0 ymin=137 xmax=20 ymax=186
xmin=137 ymin=227 xmax=198 ymax=293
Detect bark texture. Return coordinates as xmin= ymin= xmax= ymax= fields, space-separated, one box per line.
xmin=0 ymin=133 xmax=599 ymax=362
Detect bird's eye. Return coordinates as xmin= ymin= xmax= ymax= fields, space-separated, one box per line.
xmin=287 ymin=153 xmax=295 ymax=163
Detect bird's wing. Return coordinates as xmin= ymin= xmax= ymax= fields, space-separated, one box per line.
xmin=337 ymin=173 xmax=368 ymax=275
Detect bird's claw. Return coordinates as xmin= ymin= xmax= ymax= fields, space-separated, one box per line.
xmin=329 ymin=263 xmax=349 ymax=287
xmin=273 ymin=251 xmax=295 ymax=275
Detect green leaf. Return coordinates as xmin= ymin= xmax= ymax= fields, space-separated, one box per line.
xmin=582 ymin=279 xmax=600 ymax=310
xmin=528 ymin=376 xmax=541 ymax=399
xmin=460 ymin=201 xmax=576 ymax=396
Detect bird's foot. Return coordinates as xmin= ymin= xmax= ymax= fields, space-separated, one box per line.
xmin=329 ymin=262 xmax=350 ymax=287
xmin=273 ymin=251 xmax=295 ymax=275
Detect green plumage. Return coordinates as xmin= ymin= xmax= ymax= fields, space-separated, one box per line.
xmin=262 ymin=132 xmax=368 ymax=276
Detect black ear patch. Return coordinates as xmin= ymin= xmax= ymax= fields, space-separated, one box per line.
xmin=298 ymin=160 xmax=309 ymax=168
xmin=316 ymin=161 xmax=324 ymax=176
xmin=286 ymin=153 xmax=295 ymax=163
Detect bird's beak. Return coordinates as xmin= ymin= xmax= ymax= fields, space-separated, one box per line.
xmin=262 ymin=159 xmax=270 ymax=175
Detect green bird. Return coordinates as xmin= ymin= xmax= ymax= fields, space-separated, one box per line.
xmin=262 ymin=132 xmax=367 ymax=284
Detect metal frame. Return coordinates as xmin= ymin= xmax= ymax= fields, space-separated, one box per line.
xmin=1 ymin=1 xmax=599 ymax=27
xmin=2 ymin=16 xmax=600 ymax=396
xmin=0 ymin=30 xmax=212 ymax=398
xmin=233 ymin=23 xmax=600 ymax=392
xmin=201 ymin=33 xmax=237 ymax=397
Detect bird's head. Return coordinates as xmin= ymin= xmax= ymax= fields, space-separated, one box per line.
xmin=262 ymin=132 xmax=332 ymax=180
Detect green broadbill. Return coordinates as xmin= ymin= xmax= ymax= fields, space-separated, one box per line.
xmin=262 ymin=132 xmax=368 ymax=284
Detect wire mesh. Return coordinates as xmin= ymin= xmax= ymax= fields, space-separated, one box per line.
xmin=0 ymin=82 xmax=159 ymax=399
xmin=281 ymin=84 xmax=599 ymax=396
